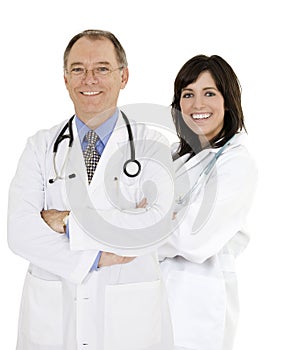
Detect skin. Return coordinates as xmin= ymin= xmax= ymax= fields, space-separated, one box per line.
xmin=180 ymin=71 xmax=225 ymax=146
xmin=64 ymin=36 xmax=129 ymax=128
xmin=41 ymin=36 xmax=137 ymax=267
xmin=41 ymin=201 xmax=146 ymax=267
xmin=41 ymin=209 xmax=69 ymax=233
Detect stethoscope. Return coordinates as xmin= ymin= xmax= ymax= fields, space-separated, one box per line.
xmin=49 ymin=111 xmax=141 ymax=184
xmin=174 ymin=136 xmax=235 ymax=211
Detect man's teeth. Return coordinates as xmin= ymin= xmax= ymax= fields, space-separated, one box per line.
xmin=82 ymin=91 xmax=100 ymax=96
xmin=192 ymin=113 xmax=211 ymax=120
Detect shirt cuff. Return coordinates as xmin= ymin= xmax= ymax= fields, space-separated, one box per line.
xmin=65 ymin=220 xmax=70 ymax=239
xmin=66 ymin=217 xmax=101 ymax=271
xmin=91 ymin=251 xmax=102 ymax=271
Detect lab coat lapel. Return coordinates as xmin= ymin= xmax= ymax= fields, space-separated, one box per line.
xmin=174 ymin=148 xmax=212 ymax=180
xmin=65 ymin=113 xmax=129 ymax=195
xmin=174 ymin=133 xmax=245 ymax=178
xmin=88 ymin=112 xmax=129 ymax=190
xmin=45 ymin=119 xmax=79 ymax=209
xmin=45 ymin=120 xmax=71 ymax=184
xmin=65 ymin=118 xmax=89 ymax=187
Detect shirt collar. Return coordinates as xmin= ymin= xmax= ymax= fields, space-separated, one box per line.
xmin=75 ymin=109 xmax=119 ymax=146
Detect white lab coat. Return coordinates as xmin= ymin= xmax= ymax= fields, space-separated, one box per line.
xmin=158 ymin=133 xmax=257 ymax=350
xmin=8 ymin=113 xmax=174 ymax=350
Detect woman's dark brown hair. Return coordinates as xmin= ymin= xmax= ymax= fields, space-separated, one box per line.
xmin=172 ymin=55 xmax=246 ymax=158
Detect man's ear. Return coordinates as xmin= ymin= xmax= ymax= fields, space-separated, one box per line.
xmin=64 ymin=73 xmax=68 ymax=86
xmin=120 ymin=67 xmax=129 ymax=89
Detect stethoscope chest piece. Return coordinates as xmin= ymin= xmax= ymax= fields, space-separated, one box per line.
xmin=121 ymin=111 xmax=141 ymax=178
xmin=49 ymin=112 xmax=142 ymax=184
xmin=123 ymin=159 xmax=141 ymax=178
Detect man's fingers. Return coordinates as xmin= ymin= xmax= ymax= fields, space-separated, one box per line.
xmin=99 ymin=252 xmax=136 ymax=267
xmin=136 ymin=197 xmax=147 ymax=208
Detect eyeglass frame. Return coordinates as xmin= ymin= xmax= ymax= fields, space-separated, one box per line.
xmin=65 ymin=65 xmax=125 ymax=79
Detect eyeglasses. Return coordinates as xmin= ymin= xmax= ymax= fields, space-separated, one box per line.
xmin=66 ymin=65 xmax=124 ymax=78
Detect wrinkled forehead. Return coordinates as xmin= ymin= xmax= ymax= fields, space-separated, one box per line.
xmin=66 ymin=37 xmax=118 ymax=67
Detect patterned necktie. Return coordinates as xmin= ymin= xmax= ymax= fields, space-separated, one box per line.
xmin=83 ymin=130 xmax=101 ymax=184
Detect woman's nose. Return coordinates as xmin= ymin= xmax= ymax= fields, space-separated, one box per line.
xmin=193 ymin=95 xmax=205 ymax=109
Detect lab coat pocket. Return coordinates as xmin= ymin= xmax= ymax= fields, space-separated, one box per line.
xmin=104 ymin=280 xmax=162 ymax=350
xmin=20 ymin=272 xmax=63 ymax=346
xmin=46 ymin=178 xmax=68 ymax=209
xmin=165 ymin=271 xmax=226 ymax=350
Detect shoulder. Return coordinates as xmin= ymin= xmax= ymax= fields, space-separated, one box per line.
xmin=125 ymin=117 xmax=170 ymax=147
xmin=216 ymin=134 xmax=258 ymax=188
xmin=27 ymin=119 xmax=68 ymax=150
xmin=220 ymin=133 xmax=256 ymax=169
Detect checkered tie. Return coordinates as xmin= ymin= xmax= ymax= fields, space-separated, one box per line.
xmin=83 ymin=130 xmax=101 ymax=184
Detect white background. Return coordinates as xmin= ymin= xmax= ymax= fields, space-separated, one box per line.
xmin=1 ymin=0 xmax=283 ymax=348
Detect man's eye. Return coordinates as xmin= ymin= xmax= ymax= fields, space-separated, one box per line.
xmin=96 ymin=66 xmax=110 ymax=73
xmin=71 ymin=67 xmax=84 ymax=73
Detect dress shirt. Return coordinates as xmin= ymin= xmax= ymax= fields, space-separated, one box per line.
xmin=66 ymin=110 xmax=119 ymax=270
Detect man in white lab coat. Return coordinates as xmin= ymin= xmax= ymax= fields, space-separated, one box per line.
xmin=8 ymin=29 xmax=173 ymax=350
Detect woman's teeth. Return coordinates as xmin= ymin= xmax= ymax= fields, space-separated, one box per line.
xmin=191 ymin=113 xmax=211 ymax=120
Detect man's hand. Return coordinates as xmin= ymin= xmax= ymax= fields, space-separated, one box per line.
xmin=136 ymin=197 xmax=147 ymax=208
xmin=98 ymin=252 xmax=135 ymax=268
xmin=41 ymin=209 xmax=70 ymax=234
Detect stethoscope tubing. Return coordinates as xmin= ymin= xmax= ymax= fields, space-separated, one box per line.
xmin=49 ymin=112 xmax=141 ymax=183
xmin=121 ymin=111 xmax=141 ymax=178
xmin=176 ymin=135 xmax=235 ymax=206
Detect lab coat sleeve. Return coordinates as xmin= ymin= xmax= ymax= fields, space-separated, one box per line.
xmin=7 ymin=133 xmax=99 ymax=284
xmin=68 ymin=128 xmax=175 ymax=255
xmin=158 ymin=146 xmax=257 ymax=263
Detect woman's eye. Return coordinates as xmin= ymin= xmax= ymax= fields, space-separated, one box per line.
xmin=182 ymin=93 xmax=193 ymax=98
xmin=205 ymin=91 xmax=216 ymax=97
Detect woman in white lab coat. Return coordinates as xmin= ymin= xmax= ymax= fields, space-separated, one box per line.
xmin=159 ymin=55 xmax=257 ymax=350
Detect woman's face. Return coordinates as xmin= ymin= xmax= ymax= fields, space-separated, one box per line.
xmin=180 ymin=70 xmax=225 ymax=145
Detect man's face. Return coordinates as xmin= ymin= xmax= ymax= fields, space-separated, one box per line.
xmin=64 ymin=37 xmax=128 ymax=124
